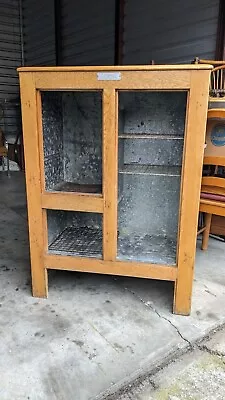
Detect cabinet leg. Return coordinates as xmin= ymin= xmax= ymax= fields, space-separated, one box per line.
xmin=31 ymin=267 xmax=48 ymax=298
xmin=173 ymin=276 xmax=193 ymax=316
xmin=202 ymin=213 xmax=212 ymax=250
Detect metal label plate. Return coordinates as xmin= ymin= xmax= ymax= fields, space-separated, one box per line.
xmin=97 ymin=72 xmax=121 ymax=81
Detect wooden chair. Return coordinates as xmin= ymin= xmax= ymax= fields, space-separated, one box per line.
xmin=194 ymin=58 xmax=225 ymax=248
xmin=194 ymin=58 xmax=225 ymax=98
xmin=0 ymin=103 xmax=9 ymax=172
xmin=0 ymin=99 xmax=24 ymax=173
xmin=199 ymin=156 xmax=225 ymax=250
xmin=194 ymin=58 xmax=225 ymax=66
xmin=0 ymin=127 xmax=9 ymax=172
xmin=209 ymin=65 xmax=225 ymax=98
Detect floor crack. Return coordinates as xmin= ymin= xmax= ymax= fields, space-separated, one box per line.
xmin=197 ymin=344 xmax=225 ymax=358
xmin=123 ymin=285 xmax=192 ymax=348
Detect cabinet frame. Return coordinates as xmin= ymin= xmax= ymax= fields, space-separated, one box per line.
xmin=18 ymin=65 xmax=211 ymax=315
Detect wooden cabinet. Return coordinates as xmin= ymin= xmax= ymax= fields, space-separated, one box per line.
xmin=18 ymin=65 xmax=211 ymax=315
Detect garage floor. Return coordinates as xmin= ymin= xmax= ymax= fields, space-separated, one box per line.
xmin=0 ymin=172 xmax=225 ymax=400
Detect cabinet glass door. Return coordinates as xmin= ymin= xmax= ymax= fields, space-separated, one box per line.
xmin=117 ymin=91 xmax=187 ymax=265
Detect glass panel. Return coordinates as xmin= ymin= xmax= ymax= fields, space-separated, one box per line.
xmin=41 ymin=91 xmax=102 ymax=193
xmin=47 ymin=210 xmax=102 ymax=258
xmin=117 ymin=91 xmax=187 ymax=265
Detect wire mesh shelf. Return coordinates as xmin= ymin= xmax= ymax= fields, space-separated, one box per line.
xmin=48 ymin=226 xmax=102 ymax=258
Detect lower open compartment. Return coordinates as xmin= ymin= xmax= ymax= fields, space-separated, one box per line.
xmin=117 ymin=234 xmax=177 ymax=265
xmin=47 ymin=210 xmax=102 ymax=258
xmin=117 ymin=173 xmax=181 ymax=265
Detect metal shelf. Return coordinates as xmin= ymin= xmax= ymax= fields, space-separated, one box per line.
xmin=119 ymin=165 xmax=181 ymax=176
xmin=117 ymin=234 xmax=177 ymax=265
xmin=49 ymin=226 xmax=102 ymax=258
xmin=50 ymin=181 xmax=102 ymax=194
xmin=118 ymin=134 xmax=184 ymax=140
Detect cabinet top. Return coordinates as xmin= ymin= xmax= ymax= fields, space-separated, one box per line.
xmin=17 ymin=64 xmax=212 ymax=73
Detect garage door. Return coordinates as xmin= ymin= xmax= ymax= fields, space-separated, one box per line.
xmin=61 ymin=0 xmax=115 ymax=65
xmin=124 ymin=0 xmax=220 ymax=64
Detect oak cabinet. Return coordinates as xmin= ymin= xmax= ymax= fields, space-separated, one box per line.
xmin=18 ymin=65 xmax=211 ymax=315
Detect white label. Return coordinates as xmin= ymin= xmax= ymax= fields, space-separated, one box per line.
xmin=97 ymin=72 xmax=121 ymax=81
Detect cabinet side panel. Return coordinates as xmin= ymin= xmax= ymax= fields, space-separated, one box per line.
xmin=174 ymin=70 xmax=211 ymax=315
xmin=19 ymin=72 xmax=48 ymax=297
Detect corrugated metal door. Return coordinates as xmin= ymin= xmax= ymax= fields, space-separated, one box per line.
xmin=22 ymin=0 xmax=56 ymax=66
xmin=0 ymin=1 xmax=22 ymax=142
xmin=124 ymin=0 xmax=220 ymax=64
xmin=61 ymin=0 xmax=115 ymax=65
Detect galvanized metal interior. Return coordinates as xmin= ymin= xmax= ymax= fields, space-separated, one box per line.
xmin=43 ymin=90 xmax=187 ymax=262
xmin=41 ymin=91 xmax=102 ymax=193
xmin=42 ymin=91 xmax=103 ymax=258
xmin=117 ymin=91 xmax=187 ymax=265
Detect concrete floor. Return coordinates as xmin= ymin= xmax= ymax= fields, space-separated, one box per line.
xmin=0 ymin=172 xmax=225 ymax=400
xmin=114 ymin=327 xmax=225 ymax=400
